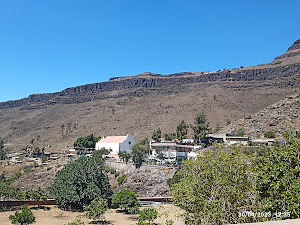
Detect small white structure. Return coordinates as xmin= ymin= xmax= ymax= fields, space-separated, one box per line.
xmin=95 ymin=134 xmax=135 ymax=158
xmin=208 ymin=133 xmax=249 ymax=146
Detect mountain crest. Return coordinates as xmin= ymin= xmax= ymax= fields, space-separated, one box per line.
xmin=288 ymin=39 xmax=300 ymax=51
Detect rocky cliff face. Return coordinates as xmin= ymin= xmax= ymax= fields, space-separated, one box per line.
xmin=1 ymin=63 xmax=300 ymax=109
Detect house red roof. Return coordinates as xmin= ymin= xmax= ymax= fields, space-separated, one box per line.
xmin=98 ymin=136 xmax=127 ymax=144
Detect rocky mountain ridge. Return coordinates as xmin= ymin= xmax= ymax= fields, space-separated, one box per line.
xmin=0 ymin=39 xmax=299 ymax=150
xmin=1 ymin=39 xmax=300 ymax=109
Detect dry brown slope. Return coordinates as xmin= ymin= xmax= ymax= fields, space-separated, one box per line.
xmin=0 ymin=39 xmax=300 ymax=151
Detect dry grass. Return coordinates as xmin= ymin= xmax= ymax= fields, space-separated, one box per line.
xmin=0 ymin=204 xmax=184 ymax=225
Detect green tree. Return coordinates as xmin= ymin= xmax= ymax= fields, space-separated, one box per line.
xmin=131 ymin=138 xmax=150 ymax=168
xmin=176 ymin=120 xmax=189 ymax=141
xmin=73 ymin=134 xmax=100 ymax=150
xmin=84 ymin=197 xmax=108 ymax=222
xmin=112 ymin=188 xmax=140 ymax=213
xmin=171 ymin=145 xmax=263 ymax=224
xmin=30 ymin=187 xmax=48 ymax=207
xmin=190 ymin=112 xmax=211 ymax=142
xmin=255 ymin=131 xmax=300 ymax=218
xmin=0 ymin=137 xmax=4 ymax=150
xmin=164 ymin=132 xmax=176 ymax=141
xmin=152 ymin=128 xmax=162 ymax=142
xmin=9 ymin=204 xmax=35 ymax=225
xmin=138 ymin=207 xmax=158 ymax=225
xmin=264 ymin=130 xmax=275 ymax=138
xmin=118 ymin=151 xmax=131 ymax=163
xmin=51 ymin=154 xmax=112 ymax=209
xmin=92 ymin=148 xmax=111 ymax=158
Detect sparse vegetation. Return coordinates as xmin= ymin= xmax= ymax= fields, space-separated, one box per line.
xmin=64 ymin=216 xmax=85 ymax=225
xmin=235 ymin=128 xmax=245 ymax=136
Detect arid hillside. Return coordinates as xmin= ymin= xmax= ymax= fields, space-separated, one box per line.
xmin=1 ymin=39 xmax=300 ymax=152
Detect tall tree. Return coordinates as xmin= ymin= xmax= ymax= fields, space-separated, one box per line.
xmin=176 ymin=120 xmax=189 ymax=141
xmin=131 ymin=138 xmax=150 ymax=168
xmin=191 ymin=112 xmax=211 ymax=142
xmin=152 ymin=128 xmax=162 ymax=142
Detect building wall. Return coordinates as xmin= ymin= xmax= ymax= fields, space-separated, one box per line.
xmin=119 ymin=135 xmax=135 ymax=153
xmin=95 ymin=142 xmax=120 ymax=155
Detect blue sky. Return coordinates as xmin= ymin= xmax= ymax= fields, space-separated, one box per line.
xmin=0 ymin=0 xmax=299 ymax=102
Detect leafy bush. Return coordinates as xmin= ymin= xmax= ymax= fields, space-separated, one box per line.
xmin=138 ymin=207 xmax=158 ymax=225
xmin=73 ymin=134 xmax=100 ymax=149
xmin=84 ymin=197 xmax=108 ymax=222
xmin=264 ymin=130 xmax=275 ymax=138
xmin=255 ymin=131 xmax=300 ymax=218
xmin=112 ymin=188 xmax=140 ymax=213
xmin=171 ymin=146 xmax=263 ymax=224
xmin=64 ymin=216 xmax=85 ymax=225
xmin=51 ymin=155 xmax=112 ymax=209
xmin=9 ymin=204 xmax=35 ymax=225
xmin=117 ymin=174 xmax=127 ymax=186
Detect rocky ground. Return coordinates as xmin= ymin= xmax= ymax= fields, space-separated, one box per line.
xmin=221 ymin=95 xmax=300 ymax=138
xmin=106 ymin=161 xmax=176 ymax=197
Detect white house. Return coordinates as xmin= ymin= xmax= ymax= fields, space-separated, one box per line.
xmin=95 ymin=134 xmax=135 ymax=158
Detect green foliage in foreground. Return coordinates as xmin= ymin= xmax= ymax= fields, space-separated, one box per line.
xmin=51 ymin=155 xmax=112 ymax=209
xmin=171 ymin=131 xmax=300 ymax=224
xmin=112 ymin=188 xmax=140 ymax=212
xmin=256 ymin=131 xmax=300 ymax=218
xmin=84 ymin=197 xmax=108 ymax=222
xmin=9 ymin=205 xmax=35 ymax=225
xmin=138 ymin=207 xmax=158 ymax=225
xmin=171 ymin=145 xmax=265 ymax=224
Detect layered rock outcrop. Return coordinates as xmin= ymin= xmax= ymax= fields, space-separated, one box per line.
xmin=1 ymin=39 xmax=300 ymax=109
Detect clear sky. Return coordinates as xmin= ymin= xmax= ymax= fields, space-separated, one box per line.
xmin=0 ymin=0 xmax=299 ymax=102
